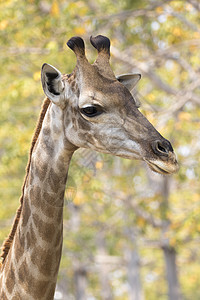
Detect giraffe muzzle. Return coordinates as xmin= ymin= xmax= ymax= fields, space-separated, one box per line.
xmin=143 ymin=139 xmax=179 ymax=175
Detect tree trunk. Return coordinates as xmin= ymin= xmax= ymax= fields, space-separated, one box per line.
xmin=145 ymin=168 xmax=182 ymax=300
xmin=160 ymin=177 xmax=182 ymax=300
xmin=126 ymin=247 xmax=143 ymax=300
xmin=74 ymin=263 xmax=88 ymax=300
xmin=96 ymin=231 xmax=113 ymax=300
xmin=124 ymin=228 xmax=144 ymax=300
xmin=162 ymin=246 xmax=182 ymax=300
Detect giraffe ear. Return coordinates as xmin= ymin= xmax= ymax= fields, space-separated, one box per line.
xmin=41 ymin=63 xmax=65 ymax=107
xmin=116 ymin=73 xmax=141 ymax=91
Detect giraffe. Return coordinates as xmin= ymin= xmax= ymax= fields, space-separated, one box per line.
xmin=0 ymin=35 xmax=178 ymax=299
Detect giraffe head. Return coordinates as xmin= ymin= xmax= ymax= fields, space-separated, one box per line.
xmin=41 ymin=35 xmax=178 ymax=175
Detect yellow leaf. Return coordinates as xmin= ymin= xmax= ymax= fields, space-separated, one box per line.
xmin=148 ymin=93 xmax=155 ymax=101
xmin=73 ymin=191 xmax=84 ymax=206
xmin=169 ymin=238 xmax=176 ymax=247
xmin=193 ymin=193 xmax=200 ymax=202
xmin=170 ymin=221 xmax=180 ymax=230
xmin=96 ymin=161 xmax=103 ymax=170
xmin=193 ymin=32 xmax=200 ymax=39
xmin=189 ymin=44 xmax=197 ymax=52
xmin=175 ymin=122 xmax=182 ymax=130
xmin=79 ymin=7 xmax=88 ymax=16
xmin=51 ymin=1 xmax=59 ymax=17
xmin=156 ymin=7 xmax=163 ymax=13
xmin=46 ymin=41 xmax=58 ymax=51
xmin=33 ymin=71 xmax=41 ymax=81
xmin=0 ymin=20 xmax=8 ymax=30
xmin=75 ymin=27 xmax=86 ymax=36
xmin=68 ymin=3 xmax=77 ymax=10
xmin=178 ymin=111 xmax=191 ymax=121
xmin=137 ymin=217 xmax=146 ymax=227
xmin=172 ymin=27 xmax=182 ymax=37
xmin=83 ymin=173 xmax=91 ymax=183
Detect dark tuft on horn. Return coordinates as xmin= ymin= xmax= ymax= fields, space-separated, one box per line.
xmin=67 ymin=36 xmax=85 ymax=56
xmin=90 ymin=35 xmax=110 ymax=56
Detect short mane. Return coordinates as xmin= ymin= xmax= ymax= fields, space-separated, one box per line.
xmin=0 ymin=98 xmax=51 ymax=265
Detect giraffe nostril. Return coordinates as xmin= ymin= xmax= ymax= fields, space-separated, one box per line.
xmin=152 ymin=140 xmax=173 ymax=157
xmin=157 ymin=143 xmax=168 ymax=153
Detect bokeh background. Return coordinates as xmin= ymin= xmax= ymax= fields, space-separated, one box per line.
xmin=0 ymin=0 xmax=200 ymax=299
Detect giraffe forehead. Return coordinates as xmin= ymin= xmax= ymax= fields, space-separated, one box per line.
xmin=78 ymin=82 xmax=131 ymax=108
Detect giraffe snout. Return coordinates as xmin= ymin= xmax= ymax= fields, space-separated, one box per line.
xmin=144 ymin=139 xmax=179 ymax=175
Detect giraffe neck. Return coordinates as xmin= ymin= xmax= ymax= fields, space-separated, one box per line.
xmin=0 ymin=102 xmax=76 ymax=300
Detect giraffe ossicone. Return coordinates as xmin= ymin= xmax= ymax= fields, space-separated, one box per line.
xmin=0 ymin=35 xmax=178 ymax=300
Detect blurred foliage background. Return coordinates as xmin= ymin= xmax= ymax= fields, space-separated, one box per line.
xmin=0 ymin=0 xmax=200 ymax=299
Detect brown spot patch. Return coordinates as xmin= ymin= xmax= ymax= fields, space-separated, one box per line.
xmin=53 ymin=125 xmax=60 ymax=134
xmin=57 ymin=155 xmax=67 ymax=173
xmin=55 ymin=230 xmax=62 ymax=246
xmin=39 ymin=195 xmax=55 ymax=218
xmin=78 ymin=132 xmax=85 ymax=140
xmin=18 ymin=259 xmax=28 ymax=284
xmin=29 ymin=223 xmax=37 ymax=245
xmin=58 ymin=190 xmax=65 ymax=202
xmin=43 ymin=223 xmax=56 ymax=242
xmin=1 ymin=291 xmax=8 ymax=300
xmin=6 ymin=263 xmax=15 ymax=294
xmin=41 ymin=137 xmax=54 ymax=156
xmin=37 ymin=163 xmax=48 ymax=182
xmin=29 ymin=186 xmax=41 ymax=204
xmin=54 ymin=248 xmax=62 ymax=275
xmin=85 ymin=132 xmax=96 ymax=144
xmin=65 ymin=110 xmax=70 ymax=120
xmin=72 ymin=117 xmax=76 ymax=124
xmin=11 ymin=294 xmax=21 ymax=300
xmin=32 ymin=213 xmax=40 ymax=227
xmin=14 ymin=240 xmax=22 ymax=263
xmin=32 ymin=213 xmax=55 ymax=242
xmin=26 ymin=230 xmax=31 ymax=247
xmin=46 ymin=284 xmax=57 ymax=300
xmin=18 ymin=258 xmax=48 ymax=298
xmin=78 ymin=117 xmax=91 ymax=131
xmin=43 ymin=191 xmax=55 ymax=208
xmin=19 ymin=232 xmax=25 ymax=249
xmin=56 ymin=209 xmax=63 ymax=223
xmin=22 ymin=199 xmax=31 ymax=227
xmin=31 ymin=246 xmax=54 ymax=277
xmin=43 ymin=127 xmax=50 ymax=136
xmin=49 ymin=168 xmax=60 ymax=193
xmin=35 ymin=186 xmax=42 ymax=199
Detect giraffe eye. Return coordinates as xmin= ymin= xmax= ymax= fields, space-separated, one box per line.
xmin=80 ymin=105 xmax=103 ymax=117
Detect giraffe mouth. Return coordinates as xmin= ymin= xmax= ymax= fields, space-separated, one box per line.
xmin=144 ymin=158 xmax=179 ymax=175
